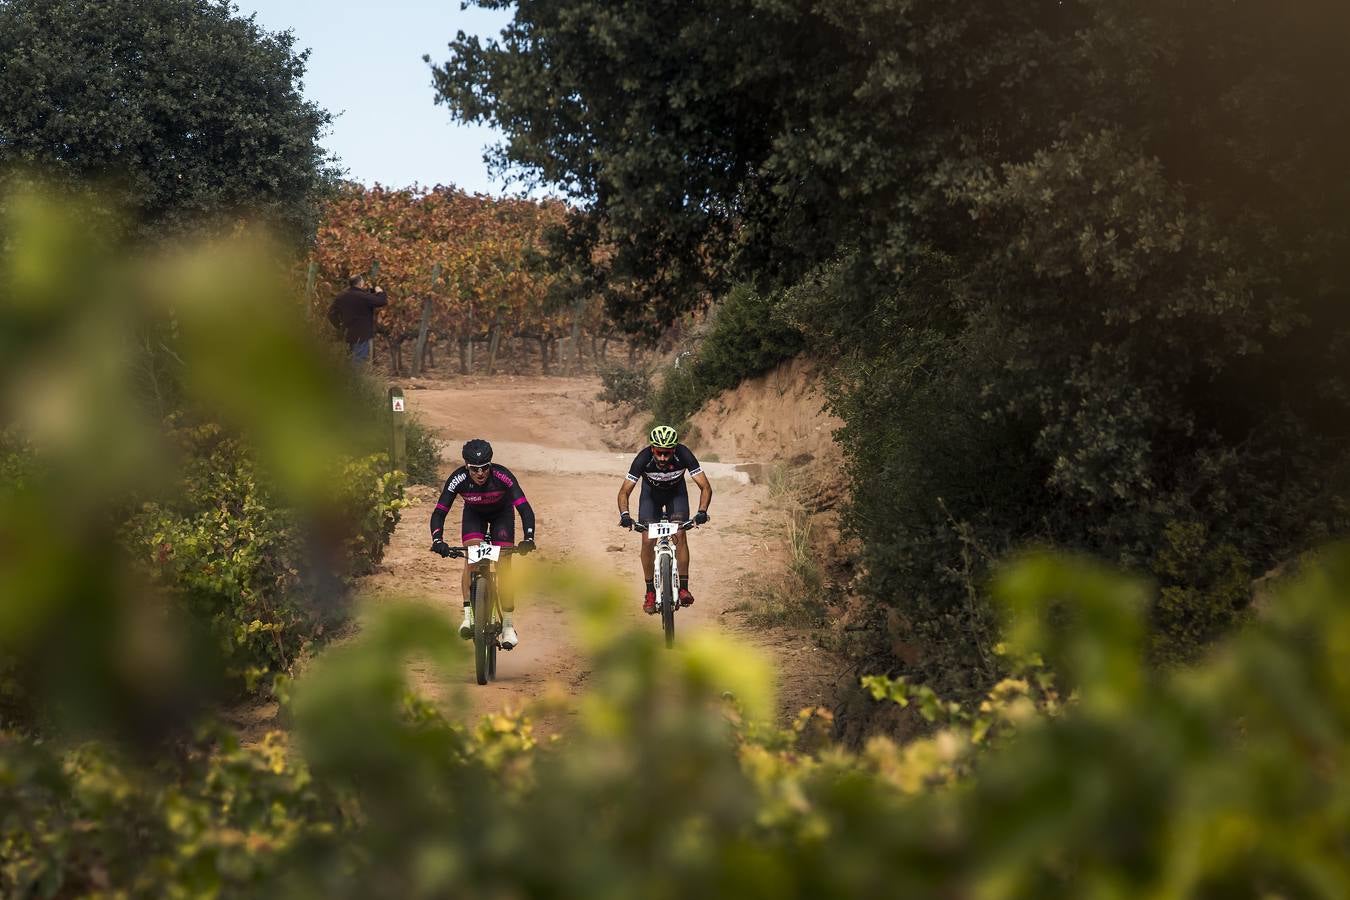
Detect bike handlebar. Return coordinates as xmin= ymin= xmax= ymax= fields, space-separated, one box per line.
xmin=624 ymin=520 xmax=699 ymax=534
xmin=437 ymin=544 xmax=532 ymax=560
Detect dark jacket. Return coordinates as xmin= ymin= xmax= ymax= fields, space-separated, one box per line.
xmin=327 ymin=288 xmax=388 ymax=343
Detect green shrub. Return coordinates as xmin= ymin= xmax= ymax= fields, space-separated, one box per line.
xmin=647 ymin=360 xmax=704 ymax=429
xmin=647 ymin=284 xmax=804 ymax=429
xmin=122 ymin=424 xmax=405 ymax=695
xmin=1150 ymin=521 xmax=1254 ymax=657
xmin=596 ymin=363 xmax=652 ymax=407
xmin=404 ymin=418 xmax=442 ymax=486
xmin=693 ymin=284 xmax=804 ymax=393
xmin=11 ymin=552 xmax=1350 ymax=896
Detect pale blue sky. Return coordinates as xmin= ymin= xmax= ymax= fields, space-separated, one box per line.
xmin=234 ymin=1 xmax=520 ymax=194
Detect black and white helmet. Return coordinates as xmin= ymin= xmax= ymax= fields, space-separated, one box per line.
xmin=462 ymin=438 xmax=493 ymax=466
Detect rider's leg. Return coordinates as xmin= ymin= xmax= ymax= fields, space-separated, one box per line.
xmin=638 ymin=485 xmax=658 ymax=581
xmin=460 ymin=545 xmax=475 ymax=604
xmin=460 ymin=537 xmax=487 ymax=601
xmin=490 ymin=512 xmax=517 ymax=613
xmin=459 ymin=509 xmax=488 ymax=638
xmin=499 ymin=557 xmax=514 ymax=612
xmin=640 ymin=536 xmax=656 ymax=581
xmin=669 ymin=485 xmax=693 ymax=604
xmin=675 ymin=530 xmax=696 ymax=606
xmin=489 ymin=513 xmax=519 ymax=647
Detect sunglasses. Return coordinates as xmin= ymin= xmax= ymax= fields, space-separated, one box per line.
xmin=467 ymin=463 xmax=491 ymax=473
xmin=652 ymin=449 xmax=675 ymax=459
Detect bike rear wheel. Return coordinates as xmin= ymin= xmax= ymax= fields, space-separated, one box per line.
xmin=472 ymin=575 xmax=492 ymax=685
xmin=659 ymin=554 xmax=675 ymax=649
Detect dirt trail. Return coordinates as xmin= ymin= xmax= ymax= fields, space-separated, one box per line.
xmin=360 ymin=374 xmax=838 ymax=731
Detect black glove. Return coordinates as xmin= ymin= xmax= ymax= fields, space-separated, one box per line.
xmin=431 ymin=539 xmax=451 ymax=558
xmin=694 ymin=510 xmax=709 ymax=526
xmin=518 ymin=537 xmax=536 ymax=554
xmin=619 ymin=511 xmax=634 ymax=530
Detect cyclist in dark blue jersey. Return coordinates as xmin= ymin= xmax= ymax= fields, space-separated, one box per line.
xmin=616 ymin=424 xmax=712 ymax=614
xmin=429 ymin=438 xmax=536 ymax=648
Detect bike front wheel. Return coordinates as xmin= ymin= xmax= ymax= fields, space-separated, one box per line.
xmin=659 ymin=554 xmax=675 ymax=649
xmin=472 ymin=575 xmax=492 ymax=685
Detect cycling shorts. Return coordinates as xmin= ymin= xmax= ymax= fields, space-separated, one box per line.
xmin=638 ymin=480 xmax=689 ymax=524
xmin=462 ymin=505 xmax=516 ymax=547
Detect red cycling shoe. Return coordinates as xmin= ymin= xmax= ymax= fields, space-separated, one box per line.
xmin=678 ymin=588 xmax=695 ymax=607
xmin=642 ymin=590 xmax=657 ymax=615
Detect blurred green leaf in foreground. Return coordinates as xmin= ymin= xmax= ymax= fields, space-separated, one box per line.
xmin=0 ymin=188 xmax=402 ymax=737
xmin=10 ymin=546 xmax=1350 ymax=898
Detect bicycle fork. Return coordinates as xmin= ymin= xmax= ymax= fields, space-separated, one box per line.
xmin=652 ymin=539 xmax=676 ymax=608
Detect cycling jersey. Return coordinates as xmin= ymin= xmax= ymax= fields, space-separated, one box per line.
xmin=430 ymin=464 xmax=536 ymax=544
xmin=626 ymin=444 xmax=702 ymax=492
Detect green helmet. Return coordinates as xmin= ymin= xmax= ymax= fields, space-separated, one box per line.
xmin=648 ymin=424 xmax=678 ymax=448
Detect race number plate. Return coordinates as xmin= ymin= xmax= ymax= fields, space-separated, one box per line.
xmin=647 ymin=522 xmax=679 ymax=539
xmin=468 ymin=544 xmax=501 ymax=563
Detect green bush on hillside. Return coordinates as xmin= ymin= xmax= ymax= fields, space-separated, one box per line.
xmin=596 ymin=363 xmax=652 ymax=407
xmin=647 ymin=284 xmax=803 ymax=428
xmin=693 ymin=284 xmax=804 ymax=393
xmin=647 ymin=359 xmax=705 ymax=429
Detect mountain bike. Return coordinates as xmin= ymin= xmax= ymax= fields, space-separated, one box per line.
xmin=444 ymin=542 xmax=528 ymax=685
xmin=627 ymin=518 xmax=698 ymax=649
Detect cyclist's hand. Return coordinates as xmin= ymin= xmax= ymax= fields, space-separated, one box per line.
xmin=430 ymin=539 xmax=451 ymax=558
xmin=518 ymin=538 xmax=536 ymax=555
xmin=694 ymin=510 xmax=709 ymax=526
xmin=619 ymin=511 xmax=634 ymax=530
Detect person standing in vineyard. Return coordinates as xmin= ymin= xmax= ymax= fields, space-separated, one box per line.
xmin=429 ymin=439 xmax=537 ymax=649
xmin=326 ymin=274 xmax=388 ymax=366
xmin=616 ymin=425 xmax=712 ymax=613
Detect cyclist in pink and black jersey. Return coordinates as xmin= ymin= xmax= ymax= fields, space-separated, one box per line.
xmin=429 ymin=439 xmax=536 ymax=648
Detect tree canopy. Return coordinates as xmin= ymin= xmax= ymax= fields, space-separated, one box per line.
xmin=433 ymin=0 xmax=1350 ymax=679
xmin=0 ymin=0 xmax=339 ymax=243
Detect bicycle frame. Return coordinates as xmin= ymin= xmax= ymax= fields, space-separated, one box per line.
xmin=444 ymin=542 xmax=524 ymax=684
xmin=629 ymin=518 xmax=697 ymax=648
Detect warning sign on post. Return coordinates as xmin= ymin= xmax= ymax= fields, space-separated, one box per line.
xmin=391 ymin=396 xmax=405 ymax=413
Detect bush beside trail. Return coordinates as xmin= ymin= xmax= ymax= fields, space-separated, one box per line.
xmin=623 ymin=284 xmax=805 ymax=430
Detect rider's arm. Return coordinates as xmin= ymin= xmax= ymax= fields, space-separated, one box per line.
xmin=429 ymin=471 xmax=462 ymax=541
xmin=505 ymin=471 xmax=536 ymax=542
xmin=691 ymin=470 xmax=713 ymax=513
xmin=619 ymin=449 xmax=649 ymax=514
xmin=678 ymin=445 xmax=712 ymax=514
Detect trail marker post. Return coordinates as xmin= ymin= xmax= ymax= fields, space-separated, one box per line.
xmin=389 ymin=386 xmax=407 ymax=473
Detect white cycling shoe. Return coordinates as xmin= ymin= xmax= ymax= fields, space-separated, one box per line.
xmin=500 ymin=624 xmax=519 ymax=650
xmin=459 ymin=608 xmax=473 ymax=640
